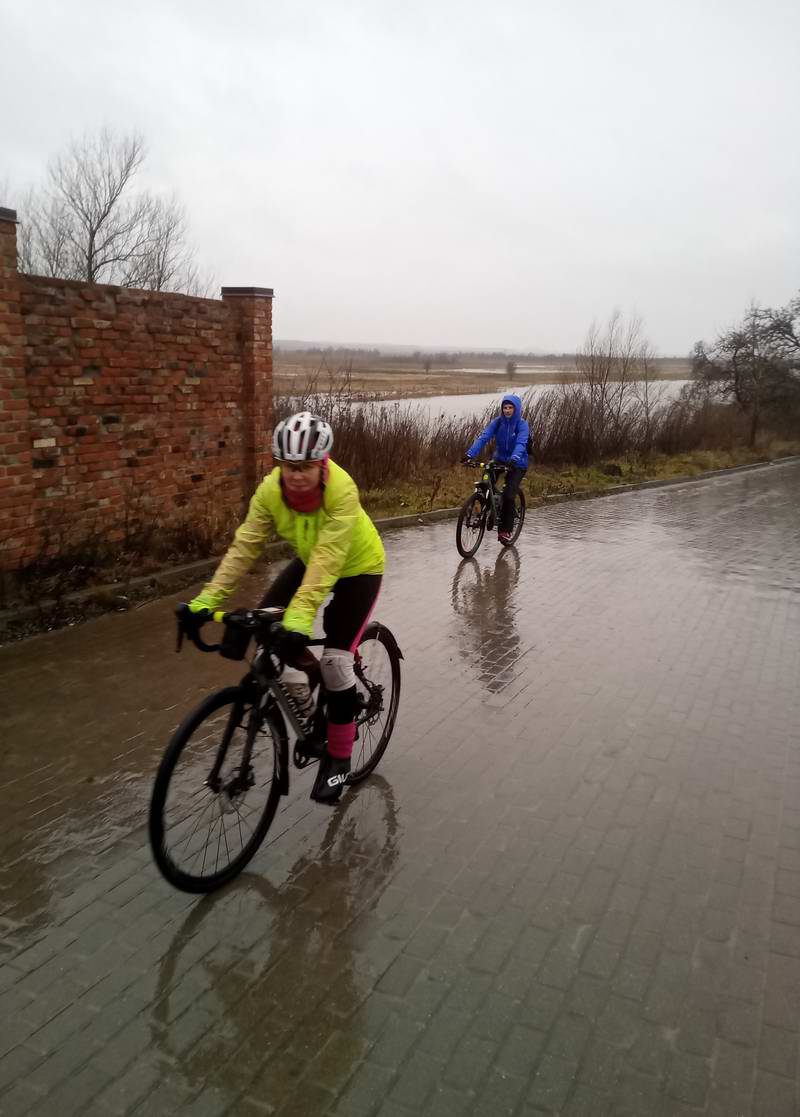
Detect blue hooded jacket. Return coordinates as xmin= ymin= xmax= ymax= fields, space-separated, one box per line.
xmin=466 ymin=393 xmax=529 ymax=468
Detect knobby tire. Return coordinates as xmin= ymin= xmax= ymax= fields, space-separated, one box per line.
xmin=456 ymin=492 xmax=486 ymax=558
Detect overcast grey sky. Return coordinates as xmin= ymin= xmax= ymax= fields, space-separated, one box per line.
xmin=2 ymin=0 xmax=798 ymax=354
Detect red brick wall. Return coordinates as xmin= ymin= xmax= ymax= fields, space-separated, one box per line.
xmin=0 ymin=210 xmax=274 ymax=573
xmin=0 ymin=210 xmax=35 ymax=570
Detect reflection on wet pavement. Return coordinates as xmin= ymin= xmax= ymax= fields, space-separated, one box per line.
xmin=451 ymin=548 xmax=527 ymax=695
xmin=1 ymin=460 xmax=799 ymax=1115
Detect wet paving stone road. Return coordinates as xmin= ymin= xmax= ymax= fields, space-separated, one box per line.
xmin=2 ymin=461 xmax=800 ymax=1117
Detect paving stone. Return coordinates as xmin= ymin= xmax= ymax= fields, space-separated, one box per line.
xmin=387 ymin=1050 xmax=445 ymax=1110
xmin=24 ymin=1063 xmax=112 ymax=1117
xmin=546 ymin=1013 xmax=592 ymax=1064
xmin=471 ymin=1067 xmax=527 ymax=1116
xmin=752 ymin=1070 xmax=797 ymax=1117
xmin=757 ymin=1024 xmax=798 ymax=1080
xmin=528 ymin=1053 xmax=579 ymax=1112
xmin=494 ymin=1023 xmax=547 ymax=1077
xmin=666 ymin=1050 xmax=711 ymax=1109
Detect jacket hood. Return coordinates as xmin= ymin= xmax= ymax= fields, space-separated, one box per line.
xmin=501 ymin=394 xmax=522 ymax=421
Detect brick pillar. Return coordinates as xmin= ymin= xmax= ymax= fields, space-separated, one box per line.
xmin=0 ymin=207 xmax=34 ymax=583
xmin=221 ymin=285 xmax=274 ymax=504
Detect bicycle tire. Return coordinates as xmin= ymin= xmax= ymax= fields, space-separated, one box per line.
xmin=149 ymin=686 xmax=284 ymax=893
xmin=348 ymin=623 xmax=402 ymax=783
xmin=456 ymin=492 xmax=486 ymax=558
xmin=500 ymin=489 xmax=526 ymax=546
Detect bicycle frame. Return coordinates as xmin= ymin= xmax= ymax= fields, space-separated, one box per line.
xmin=252 ymin=640 xmax=325 ymax=740
xmin=470 ymin=461 xmax=512 ymax=525
xmin=202 ymin=669 xmax=312 ymax=802
xmin=176 ymin=602 xmax=401 ymax=799
xmin=177 ymin=605 xmax=324 ymax=794
xmin=239 ymin=635 xmax=334 ymax=799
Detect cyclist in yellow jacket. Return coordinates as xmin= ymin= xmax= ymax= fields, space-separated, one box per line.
xmin=189 ymin=412 xmax=385 ymax=804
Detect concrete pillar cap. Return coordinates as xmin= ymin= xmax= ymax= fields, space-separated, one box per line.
xmin=221 ymin=286 xmax=274 ymax=299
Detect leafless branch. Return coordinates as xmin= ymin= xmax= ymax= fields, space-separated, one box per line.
xmin=17 ymin=127 xmax=209 ymax=295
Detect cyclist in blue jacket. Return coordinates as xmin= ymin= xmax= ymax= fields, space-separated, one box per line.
xmin=462 ymin=393 xmax=529 ymax=543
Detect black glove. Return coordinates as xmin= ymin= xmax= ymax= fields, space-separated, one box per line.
xmin=460 ymin=455 xmax=472 ymax=465
xmin=175 ymin=603 xmax=212 ymax=652
xmin=274 ymin=626 xmax=309 ymax=661
xmin=177 ymin=602 xmax=211 ymax=632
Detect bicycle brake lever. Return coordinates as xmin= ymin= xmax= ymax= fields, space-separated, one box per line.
xmin=175 ymin=604 xmax=189 ymax=653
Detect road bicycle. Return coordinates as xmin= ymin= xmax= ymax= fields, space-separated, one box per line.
xmin=148 ymin=604 xmax=402 ymax=893
xmin=456 ymin=460 xmax=526 ymax=558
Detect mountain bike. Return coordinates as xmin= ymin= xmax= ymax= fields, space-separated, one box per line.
xmin=148 ymin=604 xmax=402 ymax=894
xmin=456 ymin=460 xmax=526 ymax=558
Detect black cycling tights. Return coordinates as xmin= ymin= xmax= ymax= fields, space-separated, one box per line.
xmin=500 ymin=466 xmax=527 ymax=532
xmin=260 ymin=558 xmax=382 ymax=724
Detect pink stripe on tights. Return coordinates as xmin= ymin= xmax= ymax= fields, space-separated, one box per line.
xmin=349 ymin=585 xmax=381 ymax=651
xmin=327 ymin=721 xmax=355 ymax=759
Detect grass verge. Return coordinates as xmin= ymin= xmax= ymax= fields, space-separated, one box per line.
xmin=358 ymin=442 xmax=800 ymax=519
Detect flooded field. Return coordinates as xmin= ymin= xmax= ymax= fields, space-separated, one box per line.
xmin=360 ymin=380 xmax=693 ymax=421
xmin=275 ymin=352 xmax=692 ymax=405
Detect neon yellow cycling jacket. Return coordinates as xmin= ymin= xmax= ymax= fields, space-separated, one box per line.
xmin=191 ymin=459 xmax=385 ymax=636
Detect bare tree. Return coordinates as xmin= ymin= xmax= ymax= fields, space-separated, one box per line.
xmin=19 ymin=128 xmax=210 ymax=294
xmin=17 ymin=187 xmax=74 ymax=277
xmin=572 ymin=311 xmax=635 ymax=452
xmin=630 ymin=330 xmax=665 ymax=456
xmin=690 ymin=299 xmax=800 ymax=446
xmin=564 ymin=311 xmax=662 ymax=461
xmin=123 ymin=195 xmax=212 ymax=295
xmin=761 ymin=296 xmax=800 ymax=366
xmin=505 ymin=359 xmax=517 ymax=379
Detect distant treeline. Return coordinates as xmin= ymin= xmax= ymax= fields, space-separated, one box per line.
xmin=274 ymin=345 xmax=575 ymax=362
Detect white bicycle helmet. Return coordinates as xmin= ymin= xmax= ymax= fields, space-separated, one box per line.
xmin=272 ymin=411 xmax=334 ymax=461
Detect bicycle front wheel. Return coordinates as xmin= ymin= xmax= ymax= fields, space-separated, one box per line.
xmin=456 ymin=492 xmax=486 ymax=558
xmin=349 ymin=623 xmax=402 ymax=782
xmin=501 ymin=489 xmax=526 ymax=546
xmin=149 ymin=686 xmax=283 ymax=893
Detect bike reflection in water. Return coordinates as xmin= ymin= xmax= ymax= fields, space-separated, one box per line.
xmin=451 ymin=547 xmax=525 ymax=695
xmin=151 ymin=776 xmax=399 ymax=1109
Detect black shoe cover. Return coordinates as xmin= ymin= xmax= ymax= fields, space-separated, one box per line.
xmin=311 ymin=754 xmax=351 ymax=804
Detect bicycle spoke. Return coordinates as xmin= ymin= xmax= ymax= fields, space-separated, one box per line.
xmin=197 ymin=816 xmax=216 ymax=877
xmin=153 ymin=693 xmax=280 ymax=889
xmin=169 ymin=782 xmax=218 ymax=829
xmin=230 ymin=799 xmax=260 ymax=822
xmin=214 ymin=803 xmax=224 ymax=874
xmin=219 ymin=801 xmax=231 ymax=865
xmin=235 ymin=804 xmax=247 ymax=851
xmin=177 ymin=792 xmax=217 ymax=857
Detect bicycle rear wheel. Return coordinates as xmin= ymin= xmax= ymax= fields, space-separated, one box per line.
xmin=456 ymin=492 xmax=486 ymax=558
xmin=149 ymin=686 xmax=283 ymax=893
xmin=501 ymin=489 xmax=526 ymax=546
xmin=349 ymin=623 xmax=402 ymax=782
